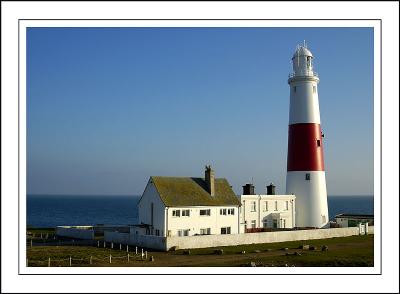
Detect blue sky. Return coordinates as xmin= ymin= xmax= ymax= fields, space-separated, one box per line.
xmin=27 ymin=27 xmax=374 ymax=196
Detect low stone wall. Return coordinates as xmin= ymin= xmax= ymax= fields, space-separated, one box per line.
xmin=103 ymin=226 xmax=374 ymax=251
xmin=56 ymin=226 xmax=95 ymax=240
xmin=104 ymin=231 xmax=165 ymax=251
xmin=165 ymin=227 xmax=370 ymax=251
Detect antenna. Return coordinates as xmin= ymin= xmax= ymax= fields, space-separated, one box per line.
xmin=303 ymin=40 xmax=307 ymax=48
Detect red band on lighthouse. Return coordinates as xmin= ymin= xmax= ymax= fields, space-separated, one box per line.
xmin=287 ymin=123 xmax=325 ymax=171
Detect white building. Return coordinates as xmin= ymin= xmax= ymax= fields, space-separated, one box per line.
xmin=136 ymin=166 xmax=241 ymax=237
xmin=240 ymin=183 xmax=296 ymax=232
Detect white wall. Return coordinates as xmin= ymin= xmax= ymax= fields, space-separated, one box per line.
xmin=105 ymin=226 xmax=374 ymax=251
xmin=165 ymin=226 xmax=369 ymax=251
xmin=240 ymin=195 xmax=296 ymax=229
xmin=104 ymin=230 xmax=165 ymax=250
xmin=138 ymin=181 xmax=166 ymax=236
xmin=166 ymin=206 xmax=239 ymax=236
xmin=56 ymin=226 xmax=95 ymax=240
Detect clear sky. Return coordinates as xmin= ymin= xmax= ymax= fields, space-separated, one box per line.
xmin=27 ymin=27 xmax=374 ymax=196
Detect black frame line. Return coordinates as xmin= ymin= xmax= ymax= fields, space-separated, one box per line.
xmin=18 ymin=18 xmax=382 ymax=276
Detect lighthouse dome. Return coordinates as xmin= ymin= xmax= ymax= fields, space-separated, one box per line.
xmin=292 ymin=45 xmax=313 ymax=58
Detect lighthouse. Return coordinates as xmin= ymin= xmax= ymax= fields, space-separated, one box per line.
xmin=286 ymin=42 xmax=329 ymax=228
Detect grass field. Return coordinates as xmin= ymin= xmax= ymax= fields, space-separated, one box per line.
xmin=26 ymin=234 xmax=373 ymax=267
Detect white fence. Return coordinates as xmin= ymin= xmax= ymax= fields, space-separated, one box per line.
xmin=103 ymin=226 xmax=374 ymax=251
xmin=104 ymin=231 xmax=165 ymax=250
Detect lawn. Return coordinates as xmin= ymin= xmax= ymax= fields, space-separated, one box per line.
xmin=26 ymin=234 xmax=373 ymax=267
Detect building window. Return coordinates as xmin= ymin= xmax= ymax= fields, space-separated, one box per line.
xmin=293 ymin=86 xmax=297 ymax=92
xmin=274 ymin=201 xmax=278 ymax=211
xmin=200 ymin=228 xmax=211 ymax=235
xmin=305 ymin=173 xmax=311 ymax=181
xmin=251 ymin=201 xmax=256 ymax=212
xmin=264 ymin=201 xmax=268 ymax=211
xmin=220 ymin=208 xmax=227 ymax=215
xmin=172 ymin=210 xmax=180 ymax=217
xmin=178 ymin=229 xmax=189 ymax=237
xmin=228 ymin=208 xmax=235 ymax=215
xmin=200 ymin=209 xmax=211 ymax=216
xmin=251 ymin=220 xmax=256 ymax=229
xmin=221 ymin=227 xmax=231 ymax=234
xmin=182 ymin=209 xmax=190 ymax=217
xmin=282 ymin=219 xmax=286 ymax=228
xmin=285 ymin=201 xmax=289 ymax=211
xmin=155 ymin=229 xmax=160 ymax=236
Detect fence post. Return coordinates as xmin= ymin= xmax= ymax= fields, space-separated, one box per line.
xmin=69 ymin=256 xmax=72 ymax=267
xmin=126 ymin=245 xmax=129 ymax=252
xmin=141 ymin=249 xmax=144 ymax=259
xmin=109 ymin=254 xmax=112 ymax=264
xmin=128 ymin=253 xmax=130 ymax=262
xmin=90 ymin=256 xmax=92 ymax=265
xmin=46 ymin=233 xmax=48 ymax=239
xmin=40 ymin=233 xmax=43 ymax=239
xmin=48 ymin=257 xmax=51 ymax=267
xmin=145 ymin=251 xmax=147 ymax=259
xmin=119 ymin=244 xmax=122 ymax=250
xmin=104 ymin=241 xmax=106 ymax=248
xmin=97 ymin=241 xmax=99 ymax=247
xmin=30 ymin=239 xmax=33 ymax=247
xmin=111 ymin=242 xmax=113 ymax=249
xmin=135 ymin=246 xmax=138 ymax=255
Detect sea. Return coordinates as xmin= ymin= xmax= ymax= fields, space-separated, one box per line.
xmin=26 ymin=195 xmax=374 ymax=228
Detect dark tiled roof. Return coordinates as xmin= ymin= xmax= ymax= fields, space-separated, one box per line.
xmin=150 ymin=176 xmax=240 ymax=207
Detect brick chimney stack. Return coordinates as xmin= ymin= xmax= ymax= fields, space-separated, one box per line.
xmin=205 ymin=165 xmax=215 ymax=196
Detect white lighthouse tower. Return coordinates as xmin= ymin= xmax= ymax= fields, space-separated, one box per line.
xmin=286 ymin=42 xmax=329 ymax=228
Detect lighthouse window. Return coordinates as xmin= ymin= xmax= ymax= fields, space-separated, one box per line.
xmin=293 ymin=86 xmax=297 ymax=92
xmin=317 ymin=139 xmax=321 ymax=147
xmin=305 ymin=173 xmax=311 ymax=181
xmin=313 ymin=86 xmax=316 ymax=93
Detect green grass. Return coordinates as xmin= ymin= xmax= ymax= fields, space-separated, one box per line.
xmin=26 ymin=234 xmax=374 ymax=267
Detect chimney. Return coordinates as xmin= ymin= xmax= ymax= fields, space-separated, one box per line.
xmin=266 ymin=183 xmax=276 ymax=195
xmin=242 ymin=183 xmax=255 ymax=195
xmin=205 ymin=165 xmax=215 ymax=196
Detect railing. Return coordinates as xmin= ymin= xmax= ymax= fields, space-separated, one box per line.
xmin=288 ymin=71 xmax=318 ymax=79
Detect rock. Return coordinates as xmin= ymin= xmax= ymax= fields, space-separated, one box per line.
xmin=250 ymin=261 xmax=257 ymax=267
xmin=300 ymin=244 xmax=310 ymax=250
xmin=241 ymin=251 xmax=246 ymax=254
xmin=254 ymin=250 xmax=261 ymax=253
xmin=309 ymin=246 xmax=317 ymax=251
xmin=169 ymin=246 xmax=179 ymax=251
xmin=321 ymin=245 xmax=329 ymax=251
xmin=294 ymin=251 xmax=301 ymax=256
xmin=150 ymin=256 xmax=155 ymax=262
xmin=281 ymin=247 xmax=289 ymax=251
xmin=265 ymin=248 xmax=272 ymax=252
xmin=183 ymin=250 xmax=191 ymax=255
xmin=215 ymin=249 xmax=224 ymax=255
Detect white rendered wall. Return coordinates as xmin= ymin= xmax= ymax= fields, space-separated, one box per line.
xmin=289 ymin=80 xmax=320 ymax=124
xmin=286 ymin=171 xmax=329 ymax=228
xmin=166 ymin=205 xmax=239 ymax=236
xmin=240 ymin=195 xmax=296 ymax=229
xmin=138 ymin=181 xmax=166 ymax=236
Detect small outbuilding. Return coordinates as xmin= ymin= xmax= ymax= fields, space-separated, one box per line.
xmin=335 ymin=213 xmax=374 ymax=228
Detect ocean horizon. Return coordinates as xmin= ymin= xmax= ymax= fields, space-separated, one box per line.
xmin=26 ymin=194 xmax=374 ymax=228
